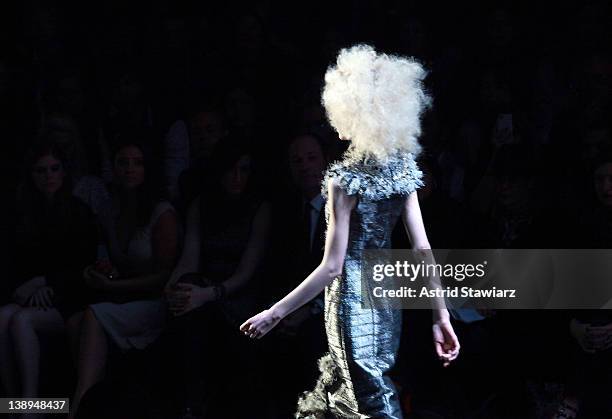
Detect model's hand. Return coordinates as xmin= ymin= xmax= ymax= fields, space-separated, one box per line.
xmin=433 ymin=319 xmax=460 ymax=367
xmin=240 ymin=307 xmax=283 ymax=339
xmin=167 ymin=283 xmax=215 ymax=316
xmin=28 ymin=286 xmax=54 ymax=310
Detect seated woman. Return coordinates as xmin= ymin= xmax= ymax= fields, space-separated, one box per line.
xmin=0 ymin=142 xmax=98 ymax=405
xmin=164 ymin=137 xmax=271 ymax=418
xmin=67 ymin=142 xmax=180 ymax=418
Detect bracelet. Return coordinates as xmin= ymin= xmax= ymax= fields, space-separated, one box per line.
xmin=213 ymin=284 xmax=226 ymax=301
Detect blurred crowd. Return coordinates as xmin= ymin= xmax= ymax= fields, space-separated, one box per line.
xmin=0 ymin=1 xmax=610 ymax=418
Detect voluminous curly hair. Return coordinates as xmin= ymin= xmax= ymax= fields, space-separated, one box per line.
xmin=322 ymin=44 xmax=431 ymax=162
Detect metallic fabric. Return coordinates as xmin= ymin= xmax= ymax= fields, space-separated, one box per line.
xmin=296 ymin=152 xmax=424 ymax=418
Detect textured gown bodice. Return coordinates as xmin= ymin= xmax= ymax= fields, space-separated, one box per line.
xmin=346 ymin=196 xmax=405 ymax=256
xmin=322 ymin=150 xmax=424 ymax=248
xmin=321 ymin=151 xmax=424 ymax=298
xmin=296 ymin=151 xmax=424 ymax=419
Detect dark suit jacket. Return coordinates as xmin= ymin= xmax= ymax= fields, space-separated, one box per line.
xmin=266 ymin=191 xmax=326 ymax=301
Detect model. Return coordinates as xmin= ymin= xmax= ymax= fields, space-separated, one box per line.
xmin=240 ymin=44 xmax=460 ymax=418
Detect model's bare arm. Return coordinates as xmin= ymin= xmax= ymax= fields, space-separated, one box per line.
xmin=240 ymin=178 xmax=356 ymax=338
xmin=401 ymin=191 xmax=447 ymax=316
xmin=402 ymin=190 xmax=460 ymax=366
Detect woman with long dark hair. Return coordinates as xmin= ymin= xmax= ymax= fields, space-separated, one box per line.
xmin=67 ymin=142 xmax=180 ymax=418
xmin=0 ymin=142 xmax=97 ymax=405
xmin=164 ymin=137 xmax=271 ymax=418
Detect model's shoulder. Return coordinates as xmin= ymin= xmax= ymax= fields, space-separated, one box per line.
xmin=321 ymin=152 xmax=425 ymax=201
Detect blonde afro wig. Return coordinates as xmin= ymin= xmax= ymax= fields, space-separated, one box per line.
xmin=322 ymin=44 xmax=431 ymax=162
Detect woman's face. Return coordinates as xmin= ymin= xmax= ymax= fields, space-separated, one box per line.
xmin=31 ymin=154 xmax=65 ymax=198
xmin=221 ymin=155 xmax=252 ymax=197
xmin=114 ymin=145 xmax=145 ymax=190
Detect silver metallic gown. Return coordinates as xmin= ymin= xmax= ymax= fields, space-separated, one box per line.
xmin=295 ymin=152 xmax=425 ymax=419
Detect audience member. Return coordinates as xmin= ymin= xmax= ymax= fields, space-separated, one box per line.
xmin=0 ymin=142 xmax=97 ymax=407
xmin=164 ymin=137 xmax=270 ymax=418
xmin=67 ymin=142 xmax=180 ymax=418
xmin=261 ymin=133 xmax=329 ymax=417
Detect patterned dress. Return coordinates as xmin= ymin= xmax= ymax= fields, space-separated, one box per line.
xmin=295 ymin=151 xmax=424 ymax=419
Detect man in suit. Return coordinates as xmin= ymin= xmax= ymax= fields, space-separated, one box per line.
xmin=263 ymin=133 xmax=329 ymax=417
xmin=272 ymin=132 xmax=328 ymax=333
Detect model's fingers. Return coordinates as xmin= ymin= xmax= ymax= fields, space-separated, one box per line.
xmin=450 ymin=331 xmax=460 ymax=349
xmin=448 ymin=343 xmax=460 ymax=355
xmin=433 ymin=336 xmax=451 ymax=359
xmin=439 ymin=353 xmax=451 ymax=366
xmin=252 ymin=324 xmax=265 ymax=337
xmin=253 ymin=323 xmax=268 ymax=338
xmin=252 ymin=318 xmax=266 ymax=330
xmin=433 ymin=330 xmax=444 ymax=355
xmin=242 ymin=320 xmax=257 ymax=335
xmin=242 ymin=320 xmax=256 ymax=333
xmin=448 ymin=342 xmax=460 ymax=357
xmin=433 ymin=341 xmax=445 ymax=359
xmin=437 ymin=344 xmax=452 ymax=359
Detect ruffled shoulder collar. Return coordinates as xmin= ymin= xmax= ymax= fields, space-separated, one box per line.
xmin=321 ymin=151 xmax=424 ymax=201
